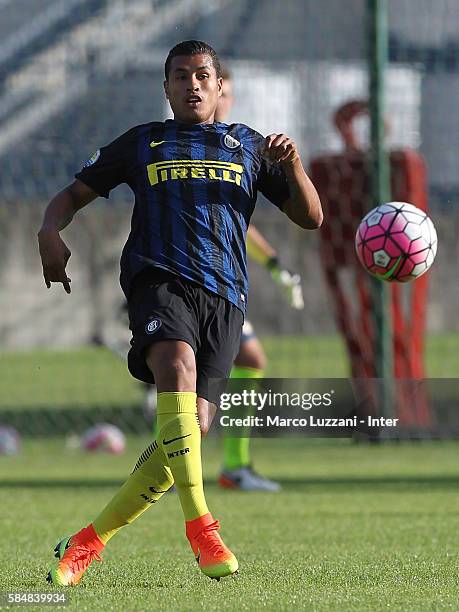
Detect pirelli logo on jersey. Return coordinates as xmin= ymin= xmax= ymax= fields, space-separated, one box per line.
xmin=147 ymin=160 xmax=243 ymax=187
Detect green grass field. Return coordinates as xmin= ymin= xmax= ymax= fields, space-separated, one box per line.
xmin=0 ymin=333 xmax=458 ymax=410
xmin=1 ymin=437 xmax=459 ymax=611
xmin=0 ymin=335 xmax=458 ymax=609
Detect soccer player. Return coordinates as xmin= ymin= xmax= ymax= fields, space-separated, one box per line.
xmin=215 ymin=68 xmax=305 ymax=492
xmin=38 ymin=40 xmax=322 ymax=585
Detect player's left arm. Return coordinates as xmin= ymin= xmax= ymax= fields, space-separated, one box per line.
xmin=263 ymin=134 xmax=323 ymax=229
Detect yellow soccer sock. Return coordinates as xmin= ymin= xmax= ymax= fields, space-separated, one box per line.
xmin=223 ymin=366 xmax=263 ymax=470
xmin=92 ymin=439 xmax=174 ymax=544
xmin=157 ymin=392 xmax=209 ymax=521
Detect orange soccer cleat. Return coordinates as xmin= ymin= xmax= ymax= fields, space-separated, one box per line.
xmin=46 ymin=524 xmax=104 ymax=586
xmin=186 ymin=513 xmax=238 ymax=580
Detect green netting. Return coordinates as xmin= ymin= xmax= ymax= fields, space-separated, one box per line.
xmin=0 ymin=1 xmax=457 ymax=436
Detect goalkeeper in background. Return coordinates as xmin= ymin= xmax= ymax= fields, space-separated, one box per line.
xmin=215 ymin=67 xmax=304 ymax=492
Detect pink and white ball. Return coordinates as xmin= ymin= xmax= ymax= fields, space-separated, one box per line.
xmin=81 ymin=423 xmax=126 ymax=454
xmin=355 ymin=202 xmax=437 ymax=282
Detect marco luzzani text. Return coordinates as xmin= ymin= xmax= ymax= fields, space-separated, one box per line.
xmin=219 ymin=389 xmax=399 ymax=429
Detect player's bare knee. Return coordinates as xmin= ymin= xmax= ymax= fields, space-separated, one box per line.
xmin=159 ymin=357 xmax=196 ymax=389
xmin=172 ymin=353 xmax=195 ymax=375
xmin=235 ymin=339 xmax=267 ymax=371
xmin=250 ymin=352 xmax=267 ymax=371
xmin=146 ymin=342 xmax=196 ymax=390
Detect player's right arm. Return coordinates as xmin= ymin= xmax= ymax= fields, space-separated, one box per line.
xmin=38 ymin=180 xmax=98 ymax=293
xmin=38 ymin=127 xmax=134 ymax=293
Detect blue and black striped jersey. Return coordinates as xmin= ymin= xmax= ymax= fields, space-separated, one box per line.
xmin=76 ymin=119 xmax=290 ymax=312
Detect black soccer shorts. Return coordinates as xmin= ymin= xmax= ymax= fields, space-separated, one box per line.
xmin=126 ymin=267 xmax=243 ymax=405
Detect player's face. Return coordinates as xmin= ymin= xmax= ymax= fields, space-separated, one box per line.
xmin=215 ymin=78 xmax=234 ymax=122
xmin=164 ymin=54 xmax=222 ymax=124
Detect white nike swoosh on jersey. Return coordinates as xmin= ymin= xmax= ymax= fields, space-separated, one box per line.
xmin=150 ymin=140 xmax=166 ymax=148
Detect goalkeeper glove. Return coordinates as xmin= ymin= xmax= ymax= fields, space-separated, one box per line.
xmin=266 ymin=257 xmax=304 ymax=310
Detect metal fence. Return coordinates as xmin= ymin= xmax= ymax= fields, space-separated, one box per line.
xmin=0 ymin=0 xmax=458 ymax=433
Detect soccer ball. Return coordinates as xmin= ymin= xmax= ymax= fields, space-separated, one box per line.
xmin=0 ymin=426 xmax=20 ymax=455
xmin=355 ymin=202 xmax=437 ymax=282
xmin=81 ymin=423 xmax=126 ymax=454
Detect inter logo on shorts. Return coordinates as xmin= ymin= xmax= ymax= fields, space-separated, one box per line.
xmin=146 ymin=318 xmax=162 ymax=334
xmin=84 ymin=150 xmax=100 ymax=167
